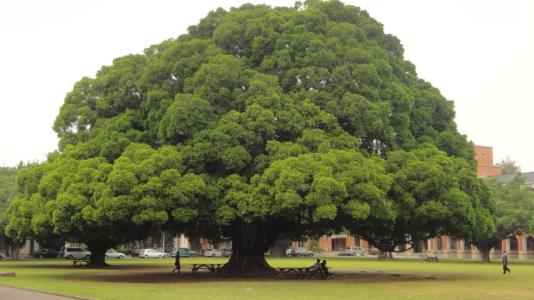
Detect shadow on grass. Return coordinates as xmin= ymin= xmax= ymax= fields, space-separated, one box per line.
xmin=68 ymin=268 xmax=475 ymax=284
xmin=1 ymin=263 xmax=158 ymax=270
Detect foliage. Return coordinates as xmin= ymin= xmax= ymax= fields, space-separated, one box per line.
xmin=309 ymin=240 xmax=325 ymax=253
xmin=5 ymin=0 xmax=486 ymax=270
xmin=470 ymin=176 xmax=534 ymax=261
xmin=0 ymin=167 xmax=18 ymax=222
xmin=496 ymin=157 xmax=520 ymax=175
xmin=349 ymin=145 xmax=492 ymax=253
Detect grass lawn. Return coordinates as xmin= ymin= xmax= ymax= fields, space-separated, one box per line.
xmin=1 ymin=256 xmax=533 ymax=300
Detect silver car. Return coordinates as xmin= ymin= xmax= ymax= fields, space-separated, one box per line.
xmin=105 ymin=249 xmax=126 ymax=259
xmin=64 ymin=247 xmax=91 ymax=259
xmin=140 ymin=248 xmax=168 ymax=258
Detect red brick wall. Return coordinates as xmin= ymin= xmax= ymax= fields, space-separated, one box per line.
xmin=474 ymin=146 xmax=502 ymax=177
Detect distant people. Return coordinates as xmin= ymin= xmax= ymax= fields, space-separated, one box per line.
xmin=174 ymin=252 xmax=181 ymax=273
xmin=312 ymin=258 xmax=323 ymax=275
xmin=502 ymin=251 xmax=511 ymax=274
xmin=321 ymin=259 xmax=331 ymax=279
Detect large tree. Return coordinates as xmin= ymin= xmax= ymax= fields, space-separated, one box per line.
xmin=6 ymin=0 xmax=486 ymax=271
xmin=470 ymin=175 xmax=534 ymax=262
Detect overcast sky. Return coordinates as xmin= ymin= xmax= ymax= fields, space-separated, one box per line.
xmin=1 ymin=0 xmax=533 ymax=171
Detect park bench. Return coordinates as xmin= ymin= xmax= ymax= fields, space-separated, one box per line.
xmin=191 ymin=263 xmax=223 ymax=273
xmin=72 ymin=257 xmax=90 ymax=265
xmin=423 ymin=255 xmax=439 ymax=262
xmin=277 ymin=267 xmax=328 ymax=279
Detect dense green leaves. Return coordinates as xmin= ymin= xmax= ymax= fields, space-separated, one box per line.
xmin=5 ymin=0 xmax=487 ymax=266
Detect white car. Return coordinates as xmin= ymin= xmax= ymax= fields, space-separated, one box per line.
xmin=140 ymin=249 xmax=168 ymax=258
xmin=204 ymin=248 xmax=231 ymax=257
xmin=105 ymin=249 xmax=126 ymax=259
xmin=64 ymin=247 xmax=91 ymax=259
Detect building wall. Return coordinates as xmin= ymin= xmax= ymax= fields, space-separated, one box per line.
xmin=475 ymin=145 xmax=502 ymax=177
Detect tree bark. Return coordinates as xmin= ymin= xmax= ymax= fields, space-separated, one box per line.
xmin=87 ymin=243 xmax=109 ymax=267
xmin=475 ymin=239 xmax=498 ymax=263
xmin=478 ymin=247 xmax=491 ymax=262
xmin=220 ymin=221 xmax=277 ymax=276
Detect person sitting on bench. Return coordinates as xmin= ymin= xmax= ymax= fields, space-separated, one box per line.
xmin=321 ymin=259 xmax=331 ymax=279
xmin=312 ymin=259 xmax=325 ymax=278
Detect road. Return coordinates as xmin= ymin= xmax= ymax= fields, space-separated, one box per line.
xmin=0 ymin=285 xmax=86 ymax=300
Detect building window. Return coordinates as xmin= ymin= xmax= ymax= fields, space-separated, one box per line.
xmin=450 ymin=238 xmax=456 ymax=250
xmin=495 ymin=241 xmax=502 ymax=250
xmin=437 ymin=237 xmax=443 ymax=250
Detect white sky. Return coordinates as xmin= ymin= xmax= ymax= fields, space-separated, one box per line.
xmin=0 ymin=0 xmax=533 ymax=171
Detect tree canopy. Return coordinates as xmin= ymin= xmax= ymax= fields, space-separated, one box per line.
xmin=470 ymin=176 xmax=534 ymax=261
xmin=5 ymin=0 xmax=489 ymax=271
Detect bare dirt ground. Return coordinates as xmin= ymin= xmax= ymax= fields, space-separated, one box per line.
xmin=70 ymin=265 xmax=444 ymax=284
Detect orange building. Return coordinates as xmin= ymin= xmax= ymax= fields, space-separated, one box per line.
xmin=474 ymin=145 xmax=502 ymax=177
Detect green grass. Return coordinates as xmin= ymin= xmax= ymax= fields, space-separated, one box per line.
xmin=1 ymin=257 xmax=533 ymax=300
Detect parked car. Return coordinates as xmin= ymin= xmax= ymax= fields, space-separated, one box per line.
xmin=64 ymin=247 xmax=91 ymax=259
xmin=169 ymin=248 xmax=198 ymax=257
xmin=338 ymin=246 xmax=363 ymax=256
xmin=288 ymin=247 xmax=314 ymax=257
xmin=105 ymin=249 xmax=126 ymax=259
xmin=33 ymin=248 xmax=61 ymax=258
xmin=0 ymin=253 xmax=6 ymax=260
xmin=204 ymin=248 xmax=231 ymax=257
xmin=139 ymin=248 xmax=168 ymax=258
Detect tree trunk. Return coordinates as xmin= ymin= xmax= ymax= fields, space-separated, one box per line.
xmin=220 ymin=221 xmax=277 ymax=276
xmin=475 ymin=239 xmax=497 ymax=263
xmin=87 ymin=243 xmax=109 ymax=267
xmin=478 ymin=247 xmax=491 ymax=262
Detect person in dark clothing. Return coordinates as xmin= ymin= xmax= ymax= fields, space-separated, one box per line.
xmin=502 ymin=251 xmax=511 ymax=274
xmin=174 ymin=252 xmax=181 ymax=274
xmin=311 ymin=258 xmax=324 ymax=278
xmin=321 ymin=260 xmax=331 ymax=279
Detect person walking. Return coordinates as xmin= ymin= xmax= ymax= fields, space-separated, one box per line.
xmin=174 ymin=252 xmax=181 ymax=274
xmin=502 ymin=251 xmax=511 ymax=274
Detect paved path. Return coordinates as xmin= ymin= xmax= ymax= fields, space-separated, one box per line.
xmin=0 ymin=285 xmax=83 ymax=300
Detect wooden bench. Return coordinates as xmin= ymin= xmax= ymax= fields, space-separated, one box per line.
xmin=191 ymin=263 xmax=223 ymax=273
xmin=72 ymin=257 xmax=90 ymax=265
xmin=277 ymin=267 xmax=328 ymax=279
xmin=424 ymin=255 xmax=439 ymax=262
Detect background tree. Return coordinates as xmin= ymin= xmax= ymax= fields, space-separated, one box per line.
xmin=348 ymin=145 xmax=493 ymax=258
xmin=470 ymin=176 xmax=534 ymax=262
xmin=6 ymin=0 xmax=485 ymax=272
xmin=0 ymin=166 xmax=18 ymax=256
xmin=496 ymin=157 xmax=521 ymax=175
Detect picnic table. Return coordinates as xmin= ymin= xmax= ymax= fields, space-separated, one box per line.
xmin=191 ymin=263 xmax=223 ymax=273
xmin=277 ymin=267 xmax=328 ymax=279
xmin=72 ymin=257 xmax=90 ymax=265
